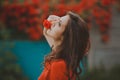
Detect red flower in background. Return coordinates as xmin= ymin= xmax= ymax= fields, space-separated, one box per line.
xmin=18 ymin=24 xmax=26 ymax=31
xmin=55 ymin=4 xmax=67 ymax=16
xmin=28 ymin=6 xmax=39 ymax=15
xmin=26 ymin=26 xmax=42 ymax=40
xmin=101 ymin=0 xmax=111 ymax=6
xmin=41 ymin=3 xmax=49 ymax=13
xmin=43 ymin=20 xmax=51 ymax=29
xmin=85 ymin=0 xmax=97 ymax=9
xmin=26 ymin=27 xmax=36 ymax=34
xmin=1 ymin=0 xmax=117 ymax=42
xmin=32 ymin=0 xmax=40 ymax=4
xmin=29 ymin=32 xmax=42 ymax=40
xmin=20 ymin=17 xmax=27 ymax=23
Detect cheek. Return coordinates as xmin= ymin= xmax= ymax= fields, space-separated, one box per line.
xmin=52 ymin=28 xmax=64 ymax=39
xmin=47 ymin=25 xmax=66 ymax=39
xmin=55 ymin=27 xmax=65 ymax=36
xmin=46 ymin=29 xmax=60 ymax=39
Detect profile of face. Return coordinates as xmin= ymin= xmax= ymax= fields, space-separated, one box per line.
xmin=46 ymin=15 xmax=70 ymax=40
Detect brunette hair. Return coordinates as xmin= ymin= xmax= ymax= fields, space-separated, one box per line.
xmin=44 ymin=11 xmax=90 ymax=80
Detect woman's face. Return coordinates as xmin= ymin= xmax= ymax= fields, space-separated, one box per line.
xmin=46 ymin=15 xmax=70 ymax=40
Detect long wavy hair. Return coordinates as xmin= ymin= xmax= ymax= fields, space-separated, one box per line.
xmin=44 ymin=11 xmax=90 ymax=80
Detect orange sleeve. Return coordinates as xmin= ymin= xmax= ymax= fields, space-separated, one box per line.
xmin=38 ymin=69 xmax=49 ymax=80
xmin=48 ymin=60 xmax=68 ymax=80
xmin=38 ymin=62 xmax=51 ymax=80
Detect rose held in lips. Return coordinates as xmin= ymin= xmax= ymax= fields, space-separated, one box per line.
xmin=43 ymin=20 xmax=52 ymax=29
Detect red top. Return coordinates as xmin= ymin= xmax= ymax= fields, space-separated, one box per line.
xmin=38 ymin=59 xmax=76 ymax=80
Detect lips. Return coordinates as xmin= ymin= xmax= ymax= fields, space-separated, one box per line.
xmin=43 ymin=20 xmax=51 ymax=29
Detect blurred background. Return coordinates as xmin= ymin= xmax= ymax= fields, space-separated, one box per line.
xmin=0 ymin=0 xmax=120 ymax=80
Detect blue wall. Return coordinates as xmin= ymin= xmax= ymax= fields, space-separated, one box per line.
xmin=1 ymin=41 xmax=85 ymax=80
xmin=13 ymin=41 xmax=50 ymax=80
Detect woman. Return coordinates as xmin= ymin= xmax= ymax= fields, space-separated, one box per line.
xmin=38 ymin=11 xmax=90 ymax=80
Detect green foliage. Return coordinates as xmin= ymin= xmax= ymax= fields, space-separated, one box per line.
xmin=81 ymin=65 xmax=120 ymax=80
xmin=0 ymin=42 xmax=29 ymax=80
xmin=0 ymin=22 xmax=11 ymax=40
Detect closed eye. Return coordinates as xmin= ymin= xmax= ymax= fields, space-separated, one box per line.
xmin=52 ymin=20 xmax=61 ymax=27
xmin=58 ymin=20 xmax=62 ymax=27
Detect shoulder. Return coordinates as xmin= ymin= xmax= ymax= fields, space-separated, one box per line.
xmin=50 ymin=59 xmax=67 ymax=71
xmin=48 ymin=60 xmax=69 ymax=80
xmin=51 ymin=59 xmax=66 ymax=67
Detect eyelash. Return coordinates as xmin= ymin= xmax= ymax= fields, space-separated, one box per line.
xmin=52 ymin=21 xmax=61 ymax=27
xmin=59 ymin=22 xmax=61 ymax=26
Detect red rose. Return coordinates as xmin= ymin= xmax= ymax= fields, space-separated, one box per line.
xmin=43 ymin=20 xmax=51 ymax=29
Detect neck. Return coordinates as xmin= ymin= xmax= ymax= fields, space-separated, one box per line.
xmin=52 ymin=39 xmax=62 ymax=51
